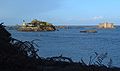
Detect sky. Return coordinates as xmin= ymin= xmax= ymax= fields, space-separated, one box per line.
xmin=0 ymin=0 xmax=120 ymax=25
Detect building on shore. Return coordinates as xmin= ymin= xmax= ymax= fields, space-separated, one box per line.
xmin=98 ymin=22 xmax=115 ymax=28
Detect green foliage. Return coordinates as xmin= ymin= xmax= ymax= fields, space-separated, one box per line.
xmin=30 ymin=19 xmax=50 ymax=26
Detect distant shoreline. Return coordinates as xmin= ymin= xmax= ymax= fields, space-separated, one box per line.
xmin=6 ymin=25 xmax=120 ymax=30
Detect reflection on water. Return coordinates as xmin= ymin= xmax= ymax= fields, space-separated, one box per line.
xmin=9 ymin=27 xmax=120 ymax=67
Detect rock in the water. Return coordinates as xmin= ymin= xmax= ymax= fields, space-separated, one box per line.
xmin=18 ymin=19 xmax=56 ymax=32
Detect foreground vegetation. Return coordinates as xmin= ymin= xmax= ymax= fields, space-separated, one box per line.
xmin=0 ymin=23 xmax=120 ymax=71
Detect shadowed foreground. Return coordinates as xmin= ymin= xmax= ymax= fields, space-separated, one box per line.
xmin=0 ymin=23 xmax=120 ymax=71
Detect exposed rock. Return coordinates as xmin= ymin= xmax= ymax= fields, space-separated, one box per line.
xmin=18 ymin=19 xmax=56 ymax=32
xmin=80 ymin=30 xmax=97 ymax=33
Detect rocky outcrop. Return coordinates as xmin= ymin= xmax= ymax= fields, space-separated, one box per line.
xmin=80 ymin=30 xmax=97 ymax=33
xmin=18 ymin=19 xmax=56 ymax=32
xmin=18 ymin=25 xmax=56 ymax=32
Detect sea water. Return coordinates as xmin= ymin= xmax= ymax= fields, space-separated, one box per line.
xmin=9 ymin=27 xmax=120 ymax=67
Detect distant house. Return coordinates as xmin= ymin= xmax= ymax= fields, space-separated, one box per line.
xmin=22 ymin=19 xmax=49 ymax=27
xmin=98 ymin=22 xmax=115 ymax=28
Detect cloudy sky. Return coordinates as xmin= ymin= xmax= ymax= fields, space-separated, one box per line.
xmin=0 ymin=0 xmax=120 ymax=25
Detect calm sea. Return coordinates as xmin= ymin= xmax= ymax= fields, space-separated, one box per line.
xmin=8 ymin=27 xmax=120 ymax=67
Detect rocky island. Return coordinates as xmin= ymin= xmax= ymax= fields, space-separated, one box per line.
xmin=18 ymin=19 xmax=56 ymax=32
